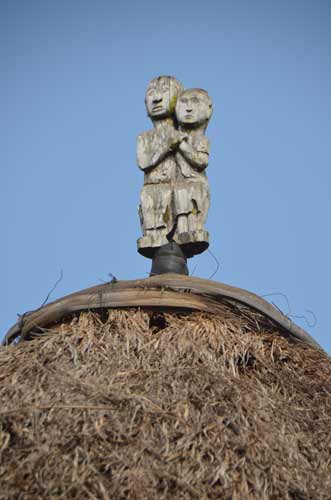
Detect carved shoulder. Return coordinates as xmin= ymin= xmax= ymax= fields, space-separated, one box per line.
xmin=194 ymin=135 xmax=210 ymax=155
xmin=137 ymin=131 xmax=154 ymax=170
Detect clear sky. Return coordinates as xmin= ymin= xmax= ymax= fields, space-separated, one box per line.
xmin=1 ymin=0 xmax=330 ymax=352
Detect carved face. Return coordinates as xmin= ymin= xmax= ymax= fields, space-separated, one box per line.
xmin=176 ymin=89 xmax=212 ymax=128
xmin=145 ymin=76 xmax=183 ymax=120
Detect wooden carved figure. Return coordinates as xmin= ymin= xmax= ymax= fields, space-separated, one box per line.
xmin=173 ymin=88 xmax=212 ymax=257
xmin=137 ymin=76 xmax=184 ymax=257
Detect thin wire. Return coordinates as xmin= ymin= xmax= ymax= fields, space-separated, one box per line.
xmin=261 ymin=292 xmax=317 ymax=328
xmin=190 ymin=263 xmax=198 ymax=277
xmin=207 ymin=248 xmax=220 ymax=279
xmin=261 ymin=292 xmax=291 ymax=316
xmin=40 ymin=269 xmax=64 ymax=308
xmin=288 ymin=310 xmax=317 ymax=328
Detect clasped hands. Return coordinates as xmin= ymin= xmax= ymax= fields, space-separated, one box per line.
xmin=169 ymin=131 xmax=189 ymax=152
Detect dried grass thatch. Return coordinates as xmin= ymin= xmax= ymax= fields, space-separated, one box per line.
xmin=1 ymin=304 xmax=330 ymax=499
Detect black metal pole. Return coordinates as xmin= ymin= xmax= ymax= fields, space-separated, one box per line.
xmin=150 ymin=241 xmax=188 ymax=276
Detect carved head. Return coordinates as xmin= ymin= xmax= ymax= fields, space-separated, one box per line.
xmin=145 ymin=76 xmax=184 ymax=120
xmin=175 ymin=88 xmax=213 ymax=129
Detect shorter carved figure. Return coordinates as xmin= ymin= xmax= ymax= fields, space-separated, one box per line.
xmin=173 ymin=88 xmax=212 ymax=256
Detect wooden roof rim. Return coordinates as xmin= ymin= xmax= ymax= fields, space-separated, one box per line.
xmin=2 ymin=273 xmax=321 ymax=349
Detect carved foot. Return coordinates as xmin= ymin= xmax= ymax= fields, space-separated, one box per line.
xmin=137 ymin=232 xmax=169 ymax=258
xmin=174 ymin=230 xmax=210 ymax=258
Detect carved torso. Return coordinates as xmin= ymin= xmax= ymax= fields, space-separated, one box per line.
xmin=175 ymin=135 xmax=210 ymax=181
xmin=137 ymin=128 xmax=177 ymax=185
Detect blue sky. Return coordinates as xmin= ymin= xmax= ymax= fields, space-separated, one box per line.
xmin=1 ymin=0 xmax=330 ymax=351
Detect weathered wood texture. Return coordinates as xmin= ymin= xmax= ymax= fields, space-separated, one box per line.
xmin=3 ymin=274 xmax=321 ymax=349
xmin=137 ymin=78 xmax=212 ymax=258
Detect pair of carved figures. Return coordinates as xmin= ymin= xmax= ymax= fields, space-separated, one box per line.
xmin=137 ymin=76 xmax=212 ymax=259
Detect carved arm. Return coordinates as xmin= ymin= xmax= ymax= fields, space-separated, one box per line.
xmin=178 ymin=139 xmax=209 ymax=171
xmin=137 ymin=134 xmax=174 ymax=171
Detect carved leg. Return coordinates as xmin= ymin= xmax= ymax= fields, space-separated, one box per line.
xmin=146 ymin=227 xmax=167 ymax=238
xmin=177 ymin=214 xmax=188 ymax=234
xmin=188 ymin=212 xmax=198 ymax=232
xmin=143 ymin=228 xmax=167 ymax=248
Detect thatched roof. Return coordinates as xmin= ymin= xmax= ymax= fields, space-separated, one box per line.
xmin=1 ymin=275 xmax=330 ymax=499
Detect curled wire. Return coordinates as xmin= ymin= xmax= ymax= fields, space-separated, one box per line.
xmin=261 ymin=292 xmax=317 ymax=328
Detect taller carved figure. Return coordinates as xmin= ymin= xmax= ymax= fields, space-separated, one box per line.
xmin=137 ymin=76 xmax=212 ymax=262
xmin=137 ymin=76 xmax=184 ymax=257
